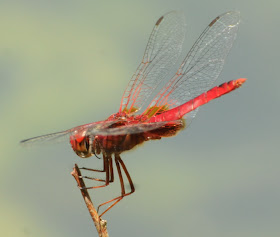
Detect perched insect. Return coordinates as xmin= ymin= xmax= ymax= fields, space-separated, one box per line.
xmin=21 ymin=11 xmax=245 ymax=217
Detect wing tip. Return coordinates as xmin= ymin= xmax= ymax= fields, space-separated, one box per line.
xmin=19 ymin=137 xmax=39 ymax=146
xmin=209 ymin=11 xmax=241 ymax=27
xmin=19 ymin=138 xmax=32 ymax=147
xmin=209 ymin=16 xmax=220 ymax=27
xmin=156 ymin=10 xmax=185 ymax=26
xmin=155 ymin=16 xmax=164 ymax=26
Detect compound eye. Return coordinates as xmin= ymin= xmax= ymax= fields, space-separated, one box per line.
xmin=70 ymin=136 xmax=93 ymax=158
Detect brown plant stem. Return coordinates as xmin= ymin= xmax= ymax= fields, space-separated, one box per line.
xmin=71 ymin=164 xmax=109 ymax=237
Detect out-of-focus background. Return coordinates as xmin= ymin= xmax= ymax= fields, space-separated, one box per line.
xmin=1 ymin=0 xmax=279 ymax=236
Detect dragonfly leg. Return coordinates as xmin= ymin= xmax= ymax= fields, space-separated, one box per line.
xmin=98 ymin=154 xmax=135 ymax=217
xmin=80 ymin=155 xmax=107 ymax=172
xmin=84 ymin=155 xmax=114 ymax=182
xmin=82 ymin=154 xmax=114 ymax=189
xmin=109 ymin=155 xmax=114 ymax=182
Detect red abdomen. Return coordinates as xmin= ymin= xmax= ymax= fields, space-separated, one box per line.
xmin=149 ymin=78 xmax=246 ymax=122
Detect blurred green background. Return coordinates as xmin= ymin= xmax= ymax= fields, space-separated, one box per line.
xmin=1 ymin=0 xmax=279 ymax=236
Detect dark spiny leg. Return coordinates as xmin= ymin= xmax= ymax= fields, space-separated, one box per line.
xmin=83 ymin=154 xmax=111 ymax=189
xmin=80 ymin=154 xmax=107 ymax=172
xmin=109 ymin=155 xmax=114 ymax=183
xmin=116 ymin=155 xmax=125 ymax=195
xmin=98 ymin=154 xmax=135 ymax=217
xmin=97 ymin=155 xmax=124 ymax=216
xmin=118 ymin=157 xmax=135 ymax=193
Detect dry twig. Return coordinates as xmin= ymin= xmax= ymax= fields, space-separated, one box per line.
xmin=71 ymin=164 xmax=109 ymax=237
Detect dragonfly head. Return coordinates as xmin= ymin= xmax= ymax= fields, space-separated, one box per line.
xmin=70 ymin=132 xmax=93 ymax=158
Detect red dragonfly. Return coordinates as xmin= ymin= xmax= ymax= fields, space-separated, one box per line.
xmin=21 ymin=11 xmax=245 ymax=217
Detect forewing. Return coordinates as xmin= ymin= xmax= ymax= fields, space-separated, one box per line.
xmin=119 ymin=11 xmax=186 ymax=114
xmin=19 ymin=121 xmax=116 ymax=146
xmin=20 ymin=118 xmax=185 ymax=146
xmin=147 ymin=11 xmax=240 ymax=122
xmin=20 ymin=130 xmax=72 ymax=146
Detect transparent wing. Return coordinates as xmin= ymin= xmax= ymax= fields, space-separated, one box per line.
xmin=19 ymin=121 xmax=116 ymax=146
xmin=20 ymin=130 xmax=72 ymax=146
xmin=20 ymin=119 xmax=183 ymax=146
xmin=147 ymin=11 xmax=240 ymax=122
xmin=86 ymin=120 xmax=183 ymax=136
xmin=119 ymin=11 xmax=186 ymax=114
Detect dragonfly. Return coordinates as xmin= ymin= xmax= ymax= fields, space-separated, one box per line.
xmin=21 ymin=11 xmax=245 ymax=217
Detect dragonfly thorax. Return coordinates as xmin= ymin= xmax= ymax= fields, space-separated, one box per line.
xmin=69 ymin=118 xmax=185 ymax=159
